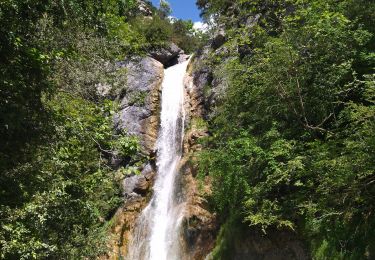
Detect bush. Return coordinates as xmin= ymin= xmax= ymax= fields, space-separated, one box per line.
xmin=198 ymin=0 xmax=375 ymax=258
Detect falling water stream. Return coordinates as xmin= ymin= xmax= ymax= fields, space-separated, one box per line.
xmin=128 ymin=60 xmax=189 ymax=260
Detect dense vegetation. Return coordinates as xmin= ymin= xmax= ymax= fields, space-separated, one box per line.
xmin=2 ymin=0 xmax=374 ymax=259
xmin=197 ymin=0 xmax=374 ymax=259
xmin=0 ymin=0 xmax=203 ymax=258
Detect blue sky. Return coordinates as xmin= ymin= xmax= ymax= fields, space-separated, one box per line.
xmin=150 ymin=0 xmax=202 ymax=22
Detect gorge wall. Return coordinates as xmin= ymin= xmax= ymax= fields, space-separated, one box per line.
xmin=101 ymin=39 xmax=309 ymax=259
xmin=99 ymin=45 xmax=218 ymax=259
xmin=100 ymin=55 xmax=163 ymax=259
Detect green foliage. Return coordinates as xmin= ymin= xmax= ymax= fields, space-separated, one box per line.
xmin=130 ymin=14 xmax=208 ymax=53
xmin=115 ymin=135 xmax=140 ymax=157
xmin=102 ymin=13 xmax=147 ymax=54
xmin=128 ymin=91 xmax=148 ymax=107
xmin=209 ymin=215 xmax=245 ymax=260
xmin=0 ymin=93 xmax=139 ymax=259
xmin=190 ymin=117 xmax=208 ymax=131
xmin=131 ymin=15 xmax=173 ymax=48
xmin=171 ymin=19 xmax=207 ymax=53
xmin=198 ymin=0 xmax=375 ymax=258
xmin=0 ymin=0 xmax=151 ymax=258
xmin=159 ymin=0 xmax=172 ymax=18
xmin=0 ymin=0 xmax=53 ymax=173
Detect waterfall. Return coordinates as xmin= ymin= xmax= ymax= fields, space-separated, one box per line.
xmin=128 ymin=60 xmax=189 ymax=260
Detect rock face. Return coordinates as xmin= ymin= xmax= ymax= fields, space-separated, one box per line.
xmin=149 ymin=42 xmax=188 ymax=68
xmin=211 ymin=28 xmax=226 ymax=50
xmin=102 ymin=35 xmax=309 ymax=259
xmin=102 ymin=44 xmax=191 ymax=260
xmin=123 ymin=163 xmax=155 ymax=197
xmin=174 ymin=59 xmax=218 ymax=260
xmin=114 ymin=56 xmax=164 ymax=155
xmin=100 ymin=196 xmax=147 ymax=260
xmin=188 ymin=46 xmax=229 ymax=121
xmin=101 ymin=56 xmax=163 ymax=260
xmin=102 ymin=164 xmax=157 ymax=260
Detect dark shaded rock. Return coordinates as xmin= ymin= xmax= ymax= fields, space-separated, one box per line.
xmin=176 ymin=72 xmax=218 ymax=259
xmin=123 ymin=175 xmax=140 ymax=197
xmin=141 ymin=163 xmax=155 ymax=181
xmin=211 ymin=28 xmax=226 ymax=49
xmin=100 ymin=192 xmax=147 ymax=259
xmin=133 ymin=176 xmax=149 ymax=194
xmin=101 ymin=54 xmax=162 ymax=260
xmin=175 ymin=135 xmax=217 ymax=260
xmin=110 ymin=151 xmax=124 ymax=169
xmin=149 ymin=43 xmax=183 ymax=67
xmin=122 ymin=174 xmax=149 ymax=197
xmin=193 ymin=65 xmax=212 ymax=93
xmin=188 ymin=47 xmax=219 ymax=120
xmin=188 ymin=43 xmax=234 ymax=121
xmin=182 ymin=203 xmax=217 ymax=260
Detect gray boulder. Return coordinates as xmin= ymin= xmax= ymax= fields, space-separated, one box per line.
xmin=149 ymin=43 xmax=183 ymax=67
xmin=122 ymin=163 xmax=156 ymax=197
xmin=116 ymin=56 xmax=164 ymax=93
xmin=211 ymin=28 xmax=226 ymax=50
xmin=114 ymin=106 xmax=151 ymax=136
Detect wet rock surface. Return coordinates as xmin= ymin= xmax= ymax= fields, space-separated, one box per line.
xmin=102 ymin=162 xmax=157 ymax=260
xmin=99 ymin=196 xmax=147 ymax=260
xmin=175 ymin=64 xmax=218 ymax=260
xmin=188 ymin=46 xmax=230 ymax=121
xmin=102 ymin=42 xmax=309 ymax=259
xmin=103 ymin=44 xmax=194 ymax=260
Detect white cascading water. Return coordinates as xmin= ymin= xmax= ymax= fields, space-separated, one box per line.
xmin=128 ymin=60 xmax=189 ymax=260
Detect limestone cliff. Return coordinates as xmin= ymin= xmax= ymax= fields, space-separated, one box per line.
xmin=101 ymin=48 xmax=191 ymax=259
xmin=177 ymin=58 xmax=218 ymax=260
xmin=101 ymin=56 xmax=163 ymax=259
xmin=100 ymin=39 xmax=309 ymax=259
